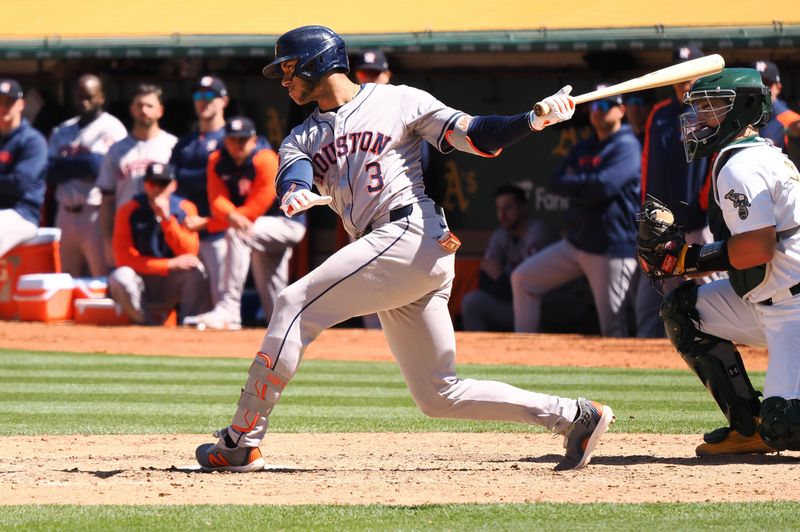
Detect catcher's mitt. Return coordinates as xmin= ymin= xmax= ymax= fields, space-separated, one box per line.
xmin=636 ymin=198 xmax=688 ymax=279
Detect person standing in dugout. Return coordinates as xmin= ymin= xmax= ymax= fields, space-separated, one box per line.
xmin=47 ymin=74 xmax=127 ymax=277
xmin=637 ymin=68 xmax=800 ymax=455
xmin=195 ymin=25 xmax=615 ymax=473
xmin=183 ymin=116 xmax=306 ymax=330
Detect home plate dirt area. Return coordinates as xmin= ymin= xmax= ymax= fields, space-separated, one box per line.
xmin=1 ymin=322 xmax=797 ymax=505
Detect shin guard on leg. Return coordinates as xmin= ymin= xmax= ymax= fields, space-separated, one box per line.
xmin=229 ymin=351 xmax=290 ymax=446
xmin=660 ymin=282 xmax=761 ymax=436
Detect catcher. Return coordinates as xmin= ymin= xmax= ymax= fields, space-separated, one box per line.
xmin=637 ymin=68 xmax=800 ymax=455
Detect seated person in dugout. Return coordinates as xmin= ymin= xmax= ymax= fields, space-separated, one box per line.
xmin=108 ymin=162 xmax=210 ymax=324
xmin=461 ymin=184 xmax=556 ymax=331
xmin=183 ymin=116 xmax=306 ymax=330
xmin=637 ymin=68 xmax=800 ymax=456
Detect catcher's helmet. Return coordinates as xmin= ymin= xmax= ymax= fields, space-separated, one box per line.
xmin=680 ymin=68 xmax=772 ymax=162
xmin=262 ymin=26 xmax=349 ymax=81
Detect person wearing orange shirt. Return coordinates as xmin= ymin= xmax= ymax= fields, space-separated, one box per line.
xmin=108 ymin=162 xmax=210 ymax=324
xmin=184 ymin=116 xmax=306 ymax=330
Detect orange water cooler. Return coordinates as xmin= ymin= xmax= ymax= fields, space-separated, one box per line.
xmin=13 ymin=273 xmax=75 ymax=322
xmin=74 ymin=298 xmax=130 ymax=326
xmin=0 ymin=228 xmax=62 ymax=320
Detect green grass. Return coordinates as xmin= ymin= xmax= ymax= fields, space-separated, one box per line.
xmin=0 ymin=348 xmax=755 ymax=435
xmin=1 ymin=502 xmax=798 ymax=531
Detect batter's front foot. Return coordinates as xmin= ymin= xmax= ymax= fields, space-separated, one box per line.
xmin=554 ymin=398 xmax=615 ymax=471
xmin=196 ymin=428 xmax=265 ymax=472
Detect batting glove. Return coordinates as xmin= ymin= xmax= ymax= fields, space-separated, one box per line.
xmin=280 ymin=184 xmax=333 ymax=217
xmin=530 ymin=85 xmax=575 ymax=131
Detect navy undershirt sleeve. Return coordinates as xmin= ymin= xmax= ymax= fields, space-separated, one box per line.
xmin=277 ymin=158 xmax=314 ymax=198
xmin=466 ymin=112 xmax=533 ymax=153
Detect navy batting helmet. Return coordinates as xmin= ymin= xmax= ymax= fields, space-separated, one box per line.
xmin=262 ymin=26 xmax=349 ymax=81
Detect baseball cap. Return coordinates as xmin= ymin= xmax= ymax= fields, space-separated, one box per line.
xmin=0 ymin=79 xmax=23 ymax=100
xmin=193 ymin=75 xmax=227 ymax=98
xmin=353 ymin=50 xmax=389 ymax=72
xmin=672 ymin=44 xmax=703 ymax=64
xmin=590 ymin=83 xmax=623 ymax=111
xmin=144 ymin=162 xmax=175 ymax=183
xmin=224 ymin=116 xmax=256 ymax=138
xmin=754 ymin=60 xmax=780 ymax=85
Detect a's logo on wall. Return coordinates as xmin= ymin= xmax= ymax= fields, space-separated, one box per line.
xmin=724 ymin=189 xmax=751 ymax=220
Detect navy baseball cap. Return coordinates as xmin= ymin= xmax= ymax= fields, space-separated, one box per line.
xmin=754 ymin=60 xmax=780 ymax=85
xmin=225 ymin=116 xmax=256 ymax=138
xmin=593 ymin=83 xmax=623 ymax=106
xmin=672 ymin=44 xmax=703 ymax=64
xmin=144 ymin=162 xmax=175 ymax=183
xmin=193 ymin=75 xmax=227 ymax=98
xmin=0 ymin=79 xmax=23 ymax=100
xmin=354 ymin=50 xmax=389 ymax=72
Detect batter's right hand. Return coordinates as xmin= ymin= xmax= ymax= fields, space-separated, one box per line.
xmin=167 ymin=254 xmax=201 ymax=271
xmin=280 ymin=184 xmax=333 ymax=217
xmin=531 ymin=85 xmax=575 ymax=131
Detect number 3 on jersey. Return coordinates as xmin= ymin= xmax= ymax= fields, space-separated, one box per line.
xmin=365 ymin=162 xmax=384 ymax=193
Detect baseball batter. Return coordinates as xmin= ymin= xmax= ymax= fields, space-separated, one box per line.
xmin=638 ymin=68 xmax=800 ymax=455
xmin=196 ymin=25 xmax=615 ymax=472
xmin=48 ymin=75 xmax=127 ymax=277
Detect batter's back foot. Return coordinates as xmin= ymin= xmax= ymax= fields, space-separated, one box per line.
xmin=554 ymin=398 xmax=615 ymax=471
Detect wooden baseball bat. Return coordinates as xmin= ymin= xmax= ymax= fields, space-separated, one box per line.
xmin=533 ymin=54 xmax=725 ymax=116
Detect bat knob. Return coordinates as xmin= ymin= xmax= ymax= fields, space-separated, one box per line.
xmin=533 ymin=102 xmax=549 ymax=117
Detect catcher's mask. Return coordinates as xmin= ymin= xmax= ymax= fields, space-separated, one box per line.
xmin=680 ymin=68 xmax=771 ymax=162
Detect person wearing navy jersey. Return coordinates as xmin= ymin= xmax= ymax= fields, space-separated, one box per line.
xmin=511 ymin=87 xmax=640 ymax=337
xmin=753 ymin=60 xmax=800 ymax=154
xmin=0 ymin=79 xmax=48 ymax=258
xmin=171 ymin=75 xmax=229 ymax=305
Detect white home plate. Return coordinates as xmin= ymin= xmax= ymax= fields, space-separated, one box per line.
xmin=177 ymin=463 xmax=302 ymax=472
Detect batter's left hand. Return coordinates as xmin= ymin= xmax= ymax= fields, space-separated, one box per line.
xmin=531 ymin=86 xmax=575 ymax=131
xmin=280 ymin=184 xmax=333 ymax=217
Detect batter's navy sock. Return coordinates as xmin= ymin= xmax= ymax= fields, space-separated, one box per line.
xmin=223 ymin=430 xmax=238 ymax=448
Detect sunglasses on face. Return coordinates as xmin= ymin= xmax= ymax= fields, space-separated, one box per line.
xmin=625 ymin=96 xmax=645 ymax=106
xmin=193 ymin=90 xmax=218 ymax=102
xmin=590 ymin=100 xmax=620 ymax=113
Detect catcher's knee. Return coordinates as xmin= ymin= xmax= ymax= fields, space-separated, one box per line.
xmin=759 ymin=397 xmax=800 ymax=451
xmin=660 ymin=281 xmax=761 ymax=435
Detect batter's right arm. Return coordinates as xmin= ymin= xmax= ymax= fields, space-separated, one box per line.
xmin=276 ymin=159 xmax=332 ymax=217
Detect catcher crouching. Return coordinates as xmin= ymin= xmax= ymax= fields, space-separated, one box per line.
xmin=637 ymin=68 xmax=800 ymax=456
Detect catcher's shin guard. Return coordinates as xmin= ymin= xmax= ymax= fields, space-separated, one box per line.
xmin=229 ymin=351 xmax=290 ymax=439
xmin=660 ymin=282 xmax=761 ymax=436
xmin=759 ymin=397 xmax=800 ymax=451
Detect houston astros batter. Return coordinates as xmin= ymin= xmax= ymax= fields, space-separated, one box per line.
xmin=196 ymin=25 xmax=615 ymax=472
xmin=637 ymin=68 xmax=800 ymax=455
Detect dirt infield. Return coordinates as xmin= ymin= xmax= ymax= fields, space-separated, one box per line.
xmin=0 ymin=321 xmax=792 ymax=506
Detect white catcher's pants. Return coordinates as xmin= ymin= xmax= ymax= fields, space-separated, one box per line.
xmin=229 ymin=201 xmax=580 ymax=446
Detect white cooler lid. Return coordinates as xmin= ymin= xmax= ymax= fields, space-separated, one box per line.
xmin=22 ymin=228 xmax=62 ymax=246
xmin=17 ymin=273 xmax=75 ymax=291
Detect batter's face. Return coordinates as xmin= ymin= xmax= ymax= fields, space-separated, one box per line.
xmin=223 ymin=135 xmax=258 ymax=165
xmin=280 ymin=60 xmax=318 ymax=105
xmin=495 ymin=194 xmax=526 ymax=231
xmin=130 ymin=93 xmax=164 ymax=129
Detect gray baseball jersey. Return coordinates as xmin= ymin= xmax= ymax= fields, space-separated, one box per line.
xmin=49 ymin=112 xmax=127 ymax=208
xmin=278 ymin=83 xmax=460 ymax=237
xmin=96 ymin=130 xmax=177 ymax=207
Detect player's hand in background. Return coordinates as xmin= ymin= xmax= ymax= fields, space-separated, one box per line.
xmin=167 ymin=254 xmax=201 ymax=271
xmin=280 ymin=184 xmax=333 ymax=217
xmin=530 ymin=86 xmax=575 ymax=131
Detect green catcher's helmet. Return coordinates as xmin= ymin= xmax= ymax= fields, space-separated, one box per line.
xmin=680 ymin=68 xmax=772 ymax=162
